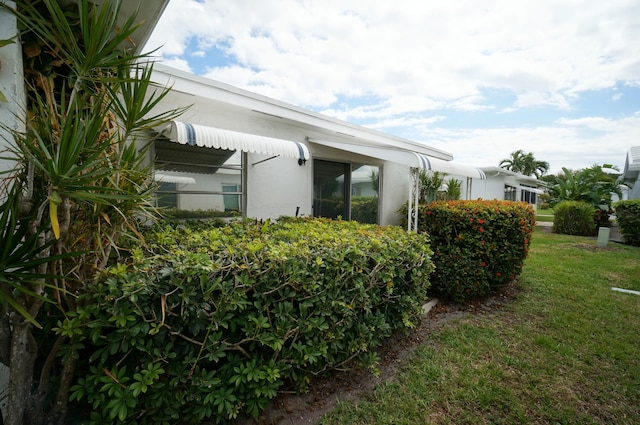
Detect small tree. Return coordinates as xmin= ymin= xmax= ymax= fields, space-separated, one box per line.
xmin=418 ymin=170 xmax=446 ymax=203
xmin=443 ymin=178 xmax=462 ymax=201
xmin=0 ymin=0 xmax=185 ymax=423
xmin=500 ymin=149 xmax=550 ymax=178
xmin=546 ymin=165 xmax=622 ymax=228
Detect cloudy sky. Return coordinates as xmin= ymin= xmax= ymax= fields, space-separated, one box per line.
xmin=145 ymin=0 xmax=640 ymax=175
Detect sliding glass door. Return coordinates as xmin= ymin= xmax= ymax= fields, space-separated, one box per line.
xmin=313 ymin=159 xmax=379 ymax=223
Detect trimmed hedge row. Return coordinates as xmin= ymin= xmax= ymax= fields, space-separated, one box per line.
xmin=552 ymin=201 xmax=597 ymax=236
xmin=406 ymin=200 xmax=535 ymax=301
xmin=614 ymin=199 xmax=640 ymax=246
xmin=63 ymin=218 xmax=434 ymax=423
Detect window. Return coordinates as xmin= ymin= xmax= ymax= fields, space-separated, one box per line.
xmin=222 ymin=184 xmax=241 ymax=212
xmin=313 ymin=159 xmax=379 ymax=223
xmin=504 ymin=185 xmax=517 ymax=201
xmin=520 ymin=189 xmax=537 ymax=205
xmin=154 ymin=139 xmax=243 ymax=217
xmin=156 ymin=182 xmax=177 ymax=208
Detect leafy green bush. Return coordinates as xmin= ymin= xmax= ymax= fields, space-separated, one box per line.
xmin=163 ymin=208 xmax=241 ymax=219
xmin=403 ymin=200 xmax=535 ymax=301
xmin=61 ymin=218 xmax=433 ymax=423
xmin=614 ymin=200 xmax=640 ymax=246
xmin=351 ymin=196 xmax=379 ymax=223
xmin=552 ymin=201 xmax=596 ymax=236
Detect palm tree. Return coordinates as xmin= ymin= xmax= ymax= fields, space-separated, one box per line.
xmin=0 ymin=0 xmax=186 ymax=422
xmin=500 ymin=150 xmax=549 ymax=178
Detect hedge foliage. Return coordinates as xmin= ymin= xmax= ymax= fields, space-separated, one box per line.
xmin=614 ymin=199 xmax=640 ymax=246
xmin=405 ymin=200 xmax=535 ymax=301
xmin=552 ymin=201 xmax=597 ymax=236
xmin=61 ymin=218 xmax=433 ymax=424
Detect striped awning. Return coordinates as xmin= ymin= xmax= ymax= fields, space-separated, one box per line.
xmin=309 ymin=139 xmax=485 ymax=179
xmin=163 ymin=121 xmax=310 ymax=162
xmin=413 ymin=152 xmax=486 ymax=180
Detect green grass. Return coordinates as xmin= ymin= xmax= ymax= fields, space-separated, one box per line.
xmin=320 ymin=229 xmax=640 ymax=425
xmin=536 ymin=207 xmax=554 ymax=223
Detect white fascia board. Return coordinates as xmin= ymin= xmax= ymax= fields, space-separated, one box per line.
xmin=89 ymin=0 xmax=170 ymax=53
xmin=152 ymin=64 xmax=453 ymax=161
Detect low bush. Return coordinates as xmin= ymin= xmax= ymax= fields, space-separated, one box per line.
xmin=614 ymin=200 xmax=640 ymax=246
xmin=350 ymin=196 xmax=379 ymax=224
xmin=60 ymin=218 xmax=433 ymax=424
xmin=403 ymin=200 xmax=535 ymax=301
xmin=552 ymin=201 xmax=596 ymax=236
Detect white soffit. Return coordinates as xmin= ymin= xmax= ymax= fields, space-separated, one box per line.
xmin=309 ymin=139 xmax=486 ymax=180
xmin=163 ymin=121 xmax=310 ymax=162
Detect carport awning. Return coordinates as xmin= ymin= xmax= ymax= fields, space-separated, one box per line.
xmin=153 ymin=173 xmax=196 ymax=184
xmin=163 ymin=121 xmax=310 ymax=162
xmin=520 ymin=186 xmax=545 ymax=194
xmin=309 ymin=139 xmax=486 ymax=179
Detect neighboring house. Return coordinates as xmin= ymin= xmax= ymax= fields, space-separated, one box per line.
xmin=619 ymin=146 xmax=640 ymax=200
xmin=470 ymin=167 xmax=545 ymax=210
xmin=146 ymin=64 xmax=487 ymax=227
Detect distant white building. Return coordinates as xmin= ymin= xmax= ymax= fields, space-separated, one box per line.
xmin=619 ymin=146 xmax=640 ymax=200
xmin=469 ymin=167 xmax=545 ymax=210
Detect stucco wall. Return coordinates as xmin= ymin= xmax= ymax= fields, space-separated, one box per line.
xmin=628 ymin=178 xmax=640 ymax=199
xmin=0 ymin=2 xmax=25 ymax=177
xmin=379 ymin=161 xmax=410 ymax=226
xmin=246 ymin=153 xmax=311 ymax=220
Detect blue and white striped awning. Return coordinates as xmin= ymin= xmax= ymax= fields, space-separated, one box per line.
xmin=413 ymin=152 xmax=486 ymax=180
xmin=163 ymin=121 xmax=309 ymax=162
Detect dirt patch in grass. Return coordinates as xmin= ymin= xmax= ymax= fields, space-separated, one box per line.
xmin=234 ymin=281 xmax=523 ymax=425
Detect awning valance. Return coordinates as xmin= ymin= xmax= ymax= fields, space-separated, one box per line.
xmin=309 ymin=139 xmax=485 ymax=180
xmin=163 ymin=121 xmax=310 ymax=163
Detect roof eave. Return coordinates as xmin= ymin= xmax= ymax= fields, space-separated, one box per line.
xmin=152 ymin=63 xmax=454 ymax=161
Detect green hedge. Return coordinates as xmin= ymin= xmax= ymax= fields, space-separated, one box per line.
xmin=404 ymin=200 xmax=535 ymax=301
xmin=315 ymin=197 xmax=379 ymax=224
xmin=62 ymin=218 xmax=433 ymax=423
xmin=614 ymin=200 xmax=640 ymax=246
xmin=552 ymin=201 xmax=596 ymax=236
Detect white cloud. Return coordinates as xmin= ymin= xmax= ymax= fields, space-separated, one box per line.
xmin=146 ymin=0 xmax=640 ymax=173
xmin=147 ymin=0 xmax=640 ymax=111
xmin=413 ymin=113 xmax=640 ymax=174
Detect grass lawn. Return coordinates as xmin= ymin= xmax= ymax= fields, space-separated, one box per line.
xmin=536 ymin=207 xmax=554 ymax=223
xmin=320 ymin=229 xmax=640 ymax=424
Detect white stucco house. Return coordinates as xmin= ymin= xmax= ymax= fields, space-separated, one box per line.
xmin=145 ymin=65 xmax=488 ymax=228
xmin=619 ymin=146 xmax=640 ymax=200
xmin=470 ymin=167 xmax=545 ymax=210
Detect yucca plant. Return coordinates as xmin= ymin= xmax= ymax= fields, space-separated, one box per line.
xmin=0 ymin=0 xmax=186 ymax=423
